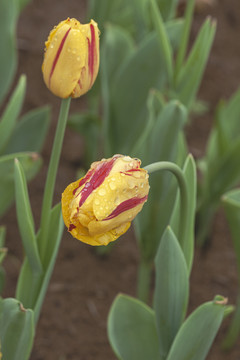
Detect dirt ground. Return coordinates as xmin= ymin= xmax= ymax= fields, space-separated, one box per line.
xmin=2 ymin=0 xmax=240 ymax=359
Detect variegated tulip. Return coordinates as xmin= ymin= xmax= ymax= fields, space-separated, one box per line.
xmin=61 ymin=155 xmax=150 ymax=246
xmin=42 ymin=18 xmax=100 ymax=98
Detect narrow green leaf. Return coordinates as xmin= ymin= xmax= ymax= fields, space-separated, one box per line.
xmin=166 ymin=297 xmax=227 ymax=360
xmin=110 ymin=32 xmax=167 ymax=154
xmin=174 ymin=0 xmax=195 ymax=77
xmin=108 ymin=294 xmax=159 ymax=360
xmin=14 ymin=159 xmax=42 ymax=274
xmin=16 ymin=203 xmax=64 ymax=325
xmin=68 ymin=112 xmax=100 ymax=166
xmin=4 ymin=106 xmax=51 ymax=154
xmin=150 ymin=0 xmax=173 ymax=83
xmin=222 ymin=189 xmax=240 ymax=275
xmin=170 ymin=154 xmax=196 ymax=271
xmin=157 ymin=0 xmax=179 ymax=21
xmin=0 ymin=226 xmax=6 ymax=248
xmin=154 ymin=227 xmax=189 ymax=358
xmin=175 ymin=18 xmax=216 ymax=108
xmin=135 ymin=101 xmax=186 ymax=263
xmin=0 ymin=0 xmax=18 ymax=104
xmin=0 ymin=152 xmax=42 ymax=217
xmin=0 ymin=298 xmax=35 ymax=360
xmin=0 ymin=75 xmax=26 ymax=154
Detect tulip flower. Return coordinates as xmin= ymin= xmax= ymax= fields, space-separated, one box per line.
xmin=42 ymin=18 xmax=100 ymax=98
xmin=61 ymin=155 xmax=150 ymax=246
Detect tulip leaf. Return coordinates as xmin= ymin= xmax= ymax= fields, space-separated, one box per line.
xmin=166 ymin=297 xmax=226 ymax=360
xmin=0 ymin=298 xmax=35 ymax=360
xmin=175 ymin=17 xmax=216 ymax=109
xmin=222 ymin=189 xmax=240 ymax=274
xmin=102 ymin=24 xmax=134 ymax=85
xmin=4 ymin=106 xmax=50 ymax=154
xmin=154 ymin=227 xmax=189 ymax=358
xmin=16 ymin=202 xmax=64 ymax=324
xmin=0 ymin=152 xmax=42 ymax=217
xmin=68 ymin=112 xmax=100 ymax=167
xmin=14 ymin=159 xmax=42 ymax=274
xmin=108 ymin=294 xmax=159 ymax=360
xmin=0 ymin=0 xmax=18 ymax=104
xmin=150 ymin=0 xmax=173 ymax=83
xmin=135 ymin=100 xmax=186 ymax=262
xmin=0 ymin=75 xmax=26 ymax=154
xmin=170 ymin=154 xmax=196 ymax=271
xmin=157 ymin=0 xmax=179 ymax=21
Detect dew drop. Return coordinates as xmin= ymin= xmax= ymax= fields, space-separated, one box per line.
xmin=98 ymin=188 xmax=106 ymax=196
xmin=77 ymin=56 xmax=81 ymax=61
xmin=109 ymin=182 xmax=117 ymax=190
xmin=50 ymin=44 xmax=54 ymax=49
xmin=94 ymin=198 xmax=100 ymax=205
xmin=72 ymin=48 xmax=77 ymax=54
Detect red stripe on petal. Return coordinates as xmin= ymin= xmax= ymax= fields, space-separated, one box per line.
xmin=68 ymin=223 xmax=76 ymax=231
xmin=49 ymin=27 xmax=71 ymax=86
xmin=103 ymin=195 xmax=148 ymax=221
xmin=78 ymin=157 xmax=119 ymax=207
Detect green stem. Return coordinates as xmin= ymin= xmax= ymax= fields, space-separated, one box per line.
xmin=144 ymin=161 xmax=188 ymax=253
xmin=39 ymin=97 xmax=71 ymax=261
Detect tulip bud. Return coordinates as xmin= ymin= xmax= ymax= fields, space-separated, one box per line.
xmin=61 ymin=155 xmax=150 ymax=246
xmin=42 ymin=18 xmax=100 ymax=98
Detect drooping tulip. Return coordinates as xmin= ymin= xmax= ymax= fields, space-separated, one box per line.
xmin=61 ymin=155 xmax=150 ymax=246
xmin=42 ymin=18 xmax=100 ymax=98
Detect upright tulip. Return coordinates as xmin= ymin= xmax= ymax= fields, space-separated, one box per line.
xmin=61 ymin=155 xmax=150 ymax=246
xmin=42 ymin=18 xmax=100 ymax=98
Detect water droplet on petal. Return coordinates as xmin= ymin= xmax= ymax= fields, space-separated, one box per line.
xmin=114 ymin=197 xmax=120 ymax=206
xmin=94 ymin=198 xmax=100 ymax=205
xmin=98 ymin=188 xmax=106 ymax=196
xmin=109 ymin=182 xmax=116 ymax=190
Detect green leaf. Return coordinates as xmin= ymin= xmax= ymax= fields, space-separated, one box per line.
xmin=150 ymin=0 xmax=173 ymax=83
xmin=0 ymin=0 xmax=18 ymax=104
xmin=0 ymin=298 xmax=35 ymax=360
xmin=4 ymin=106 xmax=50 ymax=154
xmin=68 ymin=112 xmax=100 ymax=167
xmin=109 ymin=32 xmax=168 ymax=154
xmin=102 ymin=24 xmax=134 ymax=85
xmin=108 ymin=294 xmax=159 ymax=360
xmin=166 ymin=297 xmax=227 ymax=360
xmin=154 ymin=227 xmax=189 ymax=358
xmin=157 ymin=0 xmax=179 ymax=21
xmin=175 ymin=17 xmax=216 ymax=109
xmin=16 ymin=203 xmax=64 ymax=325
xmin=0 ymin=152 xmax=42 ymax=217
xmin=0 ymin=75 xmax=26 ymax=154
xmin=135 ymin=101 xmax=186 ymax=262
xmin=14 ymin=159 xmax=42 ymax=274
xmin=170 ymin=154 xmax=196 ymax=271
xmin=0 ymin=226 xmax=6 ymax=248
xmin=222 ymin=189 xmax=240 ymax=275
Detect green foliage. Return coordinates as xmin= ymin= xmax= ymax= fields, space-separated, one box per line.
xmin=108 ymin=227 xmax=227 ymax=360
xmin=0 ymin=298 xmax=35 ymax=360
xmin=108 ymin=295 xmax=159 ymax=360
xmin=221 ymin=189 xmax=240 ymax=348
xmin=197 ymin=88 xmax=240 ymax=245
xmin=0 ymin=0 xmax=18 ymax=104
xmin=0 ymin=152 xmax=42 ymax=217
xmin=14 ymin=159 xmax=42 ymax=274
xmin=166 ymin=297 xmax=226 ymax=360
xmin=0 ymin=76 xmax=50 ymax=217
xmin=153 ymin=227 xmax=189 ymax=358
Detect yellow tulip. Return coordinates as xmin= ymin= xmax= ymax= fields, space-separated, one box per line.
xmin=61 ymin=155 xmax=150 ymax=246
xmin=42 ymin=18 xmax=100 ymax=98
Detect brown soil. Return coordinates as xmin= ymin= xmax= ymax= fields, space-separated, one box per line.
xmin=2 ymin=0 xmax=240 ymax=359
